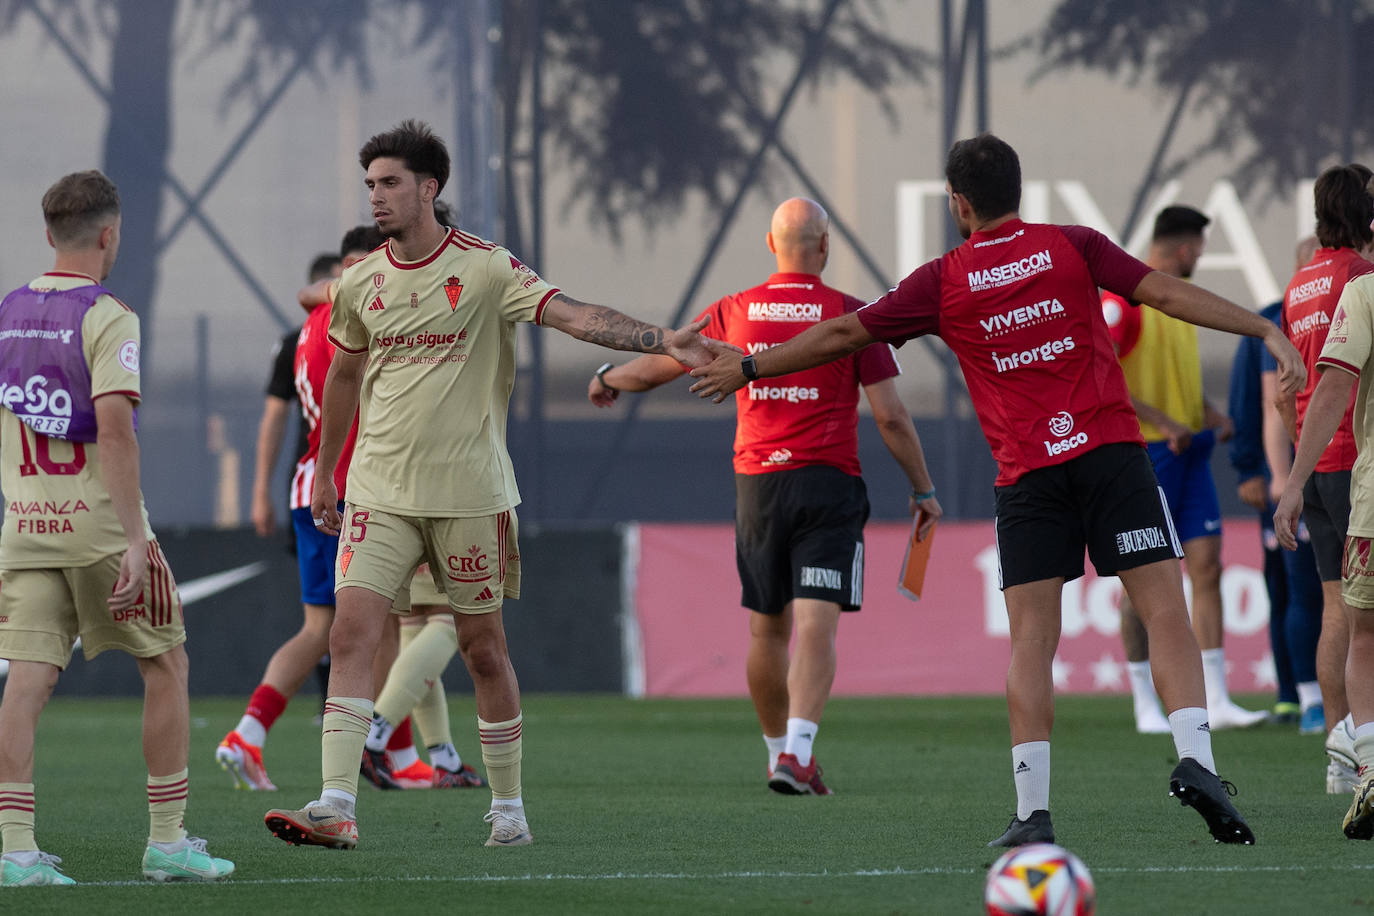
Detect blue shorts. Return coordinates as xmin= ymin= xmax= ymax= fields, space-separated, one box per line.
xmin=292 ymin=505 xmax=342 ymax=606
xmin=1145 ymin=428 xmax=1221 ymax=544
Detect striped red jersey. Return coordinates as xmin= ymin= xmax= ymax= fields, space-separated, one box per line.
xmin=291 ymin=301 xmax=357 ymax=509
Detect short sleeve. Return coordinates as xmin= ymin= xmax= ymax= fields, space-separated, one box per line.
xmin=489 ymin=248 xmax=560 ymax=324
xmin=1060 ymin=225 xmax=1152 ymax=298
xmin=265 ymin=329 xmax=298 ymax=400
xmin=1319 ymin=276 xmax=1374 ymax=379
xmin=856 ymin=259 xmax=943 ymax=344
xmin=328 ymin=276 xmax=369 ymax=354
xmin=84 ymin=298 xmax=141 ymax=404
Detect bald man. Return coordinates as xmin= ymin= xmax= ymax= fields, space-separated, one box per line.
xmin=590 ymin=198 xmax=941 ymax=795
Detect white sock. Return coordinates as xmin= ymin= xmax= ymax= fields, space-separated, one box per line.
xmin=492 ymin=795 xmax=523 ymax=812
xmin=1200 ymin=648 xmax=1229 ymax=706
xmin=1297 ymin=681 xmax=1323 ymax=711
xmin=763 ymin=735 xmax=786 ymax=773
xmin=1354 ymin=723 xmax=1374 ymax=772
xmin=319 ymin=789 xmax=356 ymax=817
xmin=1011 ymin=741 xmax=1050 ymax=821
xmin=1 ymin=851 xmax=39 ymax=866
xmin=1127 ymin=661 xmax=1162 ymax=716
xmin=1168 ymin=707 xmax=1216 ymax=773
xmin=235 ymin=715 xmax=266 ymax=747
xmin=429 ymin=743 xmax=462 ymax=771
xmin=785 ymin=718 xmax=819 ymax=766
xmin=389 ymin=745 xmax=419 ymax=770
xmin=364 ymin=715 xmax=395 ymax=753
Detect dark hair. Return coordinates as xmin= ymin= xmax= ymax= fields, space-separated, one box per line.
xmin=1151 ymin=206 xmax=1210 ymax=242
xmin=308 ymin=253 xmax=340 ymax=282
xmin=358 ymin=119 xmax=450 ymax=196
xmin=339 ymin=224 xmax=385 ymax=259
xmin=41 ymin=170 xmax=120 ymax=247
xmin=433 ymin=200 xmax=453 ymax=227
xmin=945 ymin=134 xmax=1021 ymax=219
xmin=1314 ymin=164 xmax=1374 ymax=250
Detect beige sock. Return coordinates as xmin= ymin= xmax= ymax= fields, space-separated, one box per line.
xmin=479 ymin=714 xmax=523 ymax=802
xmin=0 ymin=783 xmax=36 ymax=854
xmin=147 ymin=769 xmax=188 ymax=844
xmin=321 ymin=697 xmax=374 ymax=798
xmin=377 ymin=615 xmax=458 ymax=730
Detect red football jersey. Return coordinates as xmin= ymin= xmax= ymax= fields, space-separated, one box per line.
xmin=698 ymin=272 xmax=900 ymax=476
xmin=1282 ymin=246 xmax=1374 ymax=473
xmin=291 ymin=301 xmax=358 ymax=508
xmin=857 ymin=219 xmax=1151 ymax=485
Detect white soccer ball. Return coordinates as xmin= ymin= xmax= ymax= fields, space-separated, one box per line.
xmin=984 ymin=842 xmax=1096 ymax=916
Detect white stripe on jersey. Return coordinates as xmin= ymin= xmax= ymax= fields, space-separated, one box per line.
xmin=291 ymin=457 xmax=316 ymax=511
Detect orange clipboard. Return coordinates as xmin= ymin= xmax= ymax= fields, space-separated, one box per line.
xmin=898 ymin=512 xmax=937 ymax=601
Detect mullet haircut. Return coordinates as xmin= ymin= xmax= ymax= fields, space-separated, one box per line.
xmin=946 ymin=134 xmax=1021 ymax=220
xmin=1314 ymin=163 xmax=1374 ymax=251
xmin=358 ymin=119 xmax=450 ymax=196
xmin=41 ymin=170 xmax=120 ymax=247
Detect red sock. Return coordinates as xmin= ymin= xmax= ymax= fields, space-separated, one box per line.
xmin=245 ymin=684 xmax=288 ymax=732
xmin=386 ymin=716 xmax=414 ymax=751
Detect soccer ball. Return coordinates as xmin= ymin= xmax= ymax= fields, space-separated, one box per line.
xmin=984 ymin=842 xmax=1095 ymax=916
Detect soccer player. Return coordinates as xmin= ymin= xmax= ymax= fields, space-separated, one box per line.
xmin=217 ymin=226 xmax=381 ymax=791
xmin=1101 ymin=206 xmax=1266 ymax=733
xmin=263 ymin=119 xmax=734 ymax=850
xmin=0 ymin=170 xmax=233 ymax=884
xmin=588 ymin=197 xmax=940 ymax=795
xmin=689 ymin=134 xmax=1307 ymax=847
xmin=1273 ymin=171 xmax=1374 ymax=840
xmin=1272 ymin=164 xmax=1374 ymax=794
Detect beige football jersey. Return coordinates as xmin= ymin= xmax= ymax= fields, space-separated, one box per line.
xmin=1319 ymin=274 xmax=1374 ymax=536
xmin=329 ymin=228 xmax=560 ymax=516
xmin=0 ymin=273 xmax=154 ymax=568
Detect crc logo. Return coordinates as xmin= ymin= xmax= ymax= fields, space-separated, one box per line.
xmin=446 ymin=544 xmax=492 ymax=583
xmin=1047 ymin=411 xmax=1074 ymax=438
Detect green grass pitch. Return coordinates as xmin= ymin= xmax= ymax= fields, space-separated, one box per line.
xmin=8 ymin=693 xmax=1373 ymax=914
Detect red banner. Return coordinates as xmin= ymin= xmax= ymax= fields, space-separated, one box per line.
xmin=632 ymin=519 xmax=1275 ymax=697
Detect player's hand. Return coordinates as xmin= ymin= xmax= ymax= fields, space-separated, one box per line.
xmin=665 ymin=315 xmax=742 ymax=370
xmin=588 ymin=374 xmax=619 ymax=407
xmin=1212 ymin=415 xmax=1235 ymax=443
xmin=1265 ymin=329 xmax=1307 ymax=395
xmin=1274 ymin=485 xmax=1305 ymax=550
xmin=1162 ymin=420 xmax=1192 ymax=455
xmin=910 ymin=495 xmax=942 ymax=541
xmin=109 ymin=541 xmax=149 ymax=612
xmin=311 ymin=478 xmax=342 ymax=537
xmin=251 ymin=489 xmax=276 ymax=537
xmin=688 ymin=351 xmax=750 ymax=403
xmin=1236 ymin=476 xmax=1268 ymax=512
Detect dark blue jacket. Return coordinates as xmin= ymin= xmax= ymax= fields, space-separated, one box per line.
xmin=1227 ymin=302 xmax=1282 ymax=486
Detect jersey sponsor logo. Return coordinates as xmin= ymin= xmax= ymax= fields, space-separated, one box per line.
xmin=0 ymin=375 xmax=75 ymax=436
xmin=1328 ymin=309 xmax=1349 ymax=344
xmin=990 ymin=335 xmax=1076 ymax=373
xmin=967 ymin=249 xmax=1053 ymax=292
xmin=799 ymin=565 xmax=842 ymax=589
xmin=368 ymin=296 xmax=386 ymax=311
xmin=746 ymin=301 xmax=823 ymax=322
xmin=748 ymin=384 xmax=819 ymax=403
xmin=1287 ymin=274 xmax=1334 ymax=306
xmin=373 ymin=273 xmax=385 ymax=289
xmin=0 ymin=326 xmax=75 ymax=345
xmin=1115 ymin=526 xmax=1168 ymax=554
xmin=446 ymin=545 xmax=492 ymax=583
xmin=766 ymin=281 xmax=815 ymax=290
xmin=8 ymin=499 xmax=89 ymax=515
xmin=762 ymin=448 xmax=793 ymax=466
xmin=746 ymin=342 xmax=773 ymax=354
xmin=1047 ymin=411 xmax=1074 ymax=438
xmin=15 ymin=518 xmax=75 ymax=534
xmin=1043 ymin=430 xmax=1088 ymax=456
xmin=118 ymin=339 xmax=139 ymax=372
xmin=509 ymin=255 xmax=541 ymax=290
xmin=1288 ymin=310 xmax=1329 ymax=336
xmin=375 ymin=330 xmax=468 ymax=349
xmin=978 ymin=297 xmax=1065 ymax=336
xmin=444 ymin=276 xmax=464 ymax=310
xmin=973 ymin=228 xmax=1026 ymax=249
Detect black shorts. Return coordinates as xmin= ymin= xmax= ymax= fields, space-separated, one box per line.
xmin=1303 ymin=470 xmax=1351 ymax=582
xmin=994 ymin=442 xmax=1183 ymax=589
xmin=734 ymin=466 xmax=869 ymax=615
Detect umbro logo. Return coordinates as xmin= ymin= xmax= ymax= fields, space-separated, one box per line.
xmin=368 ymin=296 xmax=385 ymax=311
xmin=1015 ymin=761 xmax=1030 ymax=773
xmin=474 ymin=586 xmax=495 ymax=602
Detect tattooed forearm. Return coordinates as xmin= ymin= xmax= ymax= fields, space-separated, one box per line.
xmin=553 ymin=294 xmax=667 ymax=353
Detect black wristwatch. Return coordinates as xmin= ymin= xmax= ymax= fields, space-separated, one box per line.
xmin=740 ymin=354 xmax=759 ymax=381
xmin=595 ymin=362 xmax=618 ymax=392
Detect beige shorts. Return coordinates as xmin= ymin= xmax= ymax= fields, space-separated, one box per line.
xmin=338 ymin=504 xmax=520 ymax=614
xmin=0 ymin=542 xmax=186 ymax=668
xmin=1342 ymin=535 xmax=1374 ymax=609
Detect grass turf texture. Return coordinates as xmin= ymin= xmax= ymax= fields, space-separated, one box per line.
xmin=8 ymin=694 xmax=1372 ymax=915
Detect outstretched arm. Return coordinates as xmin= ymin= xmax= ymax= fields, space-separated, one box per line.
xmin=689 ymin=312 xmax=876 ymax=403
xmin=540 ymin=293 xmax=738 ymax=368
xmin=588 ymin=355 xmax=686 ymax=407
xmin=1132 ymin=271 xmax=1306 ymax=394
xmin=864 ymin=377 xmax=941 ymax=540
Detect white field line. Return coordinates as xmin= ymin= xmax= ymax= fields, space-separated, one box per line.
xmin=68 ymin=862 xmax=1374 ymax=888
